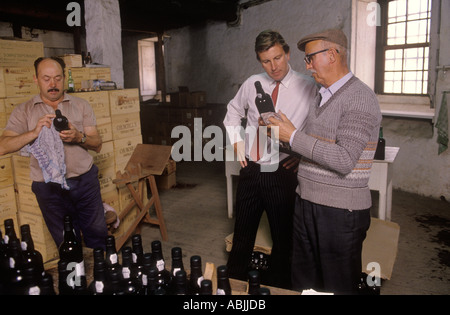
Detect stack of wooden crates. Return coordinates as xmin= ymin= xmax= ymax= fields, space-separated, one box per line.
xmin=0 ymin=38 xmax=149 ymax=266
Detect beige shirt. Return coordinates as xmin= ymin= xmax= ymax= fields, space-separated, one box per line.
xmin=6 ymin=93 xmax=96 ymax=182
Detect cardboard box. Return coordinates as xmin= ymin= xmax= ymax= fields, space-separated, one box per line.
xmin=111 ymin=112 xmax=142 ymax=140
xmin=155 ymin=172 xmax=176 ymax=190
xmin=12 ymin=155 xmax=32 ymax=186
xmin=89 ymin=67 xmax=111 ymax=81
xmin=170 ymin=91 xmax=190 ymax=107
xmin=0 ymin=69 xmax=5 ymax=98
xmin=190 ymin=91 xmax=206 ymax=107
xmin=109 ymin=89 xmax=140 ymax=116
xmin=0 ymin=185 xmax=18 ymax=219
xmin=113 ymin=135 xmax=143 ymax=172
xmin=0 ymin=99 xmax=6 ymax=129
xmin=0 ymin=155 xmax=14 ymax=189
xmin=97 ymin=165 xmax=116 ymax=194
xmin=2 ymin=67 xmax=39 ymax=98
xmin=15 ymin=183 xmax=40 ymax=216
xmin=73 ymin=90 xmax=110 ymax=119
xmin=64 ymin=67 xmax=90 ymax=90
xmin=90 ymin=140 xmax=115 ymax=171
xmin=59 ymin=54 xmax=83 ymax=68
xmin=4 ymin=96 xmax=29 ymax=114
xmin=0 ymin=39 xmax=44 ymax=67
xmin=97 ymin=119 xmax=113 ymax=143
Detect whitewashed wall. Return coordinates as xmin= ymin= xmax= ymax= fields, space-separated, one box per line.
xmin=164 ymin=0 xmax=352 ymax=103
xmin=162 ymin=0 xmax=450 ymax=201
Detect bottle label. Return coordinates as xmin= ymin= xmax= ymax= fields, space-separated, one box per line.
xmin=95 ymin=281 xmax=104 ymax=293
xmin=216 ymin=288 xmax=226 ymax=295
xmin=21 ymin=241 xmax=28 ymax=251
xmin=132 ymin=253 xmax=137 ymax=263
xmin=28 ymin=286 xmax=41 ymax=295
xmin=141 ymin=274 xmax=148 ymax=286
xmin=109 ymin=253 xmax=118 ymax=264
xmin=197 ymin=276 xmax=204 ymax=288
xmin=173 ymin=267 xmax=181 ymax=276
xmin=9 ymin=257 xmax=15 ymax=268
xmin=156 ymin=259 xmax=165 ymax=272
xmin=123 ymin=267 xmax=131 ymax=279
xmin=73 ymin=260 xmax=85 ymax=276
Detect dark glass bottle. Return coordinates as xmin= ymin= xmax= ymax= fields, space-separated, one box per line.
xmin=0 ymin=228 xmax=9 ymax=293
xmin=188 ymin=255 xmax=204 ymax=295
xmin=67 ymin=69 xmax=75 ymax=93
xmin=121 ymin=246 xmax=141 ymax=295
xmin=142 ymin=253 xmax=159 ymax=295
xmin=216 ymin=265 xmax=232 ymax=295
xmin=105 ymin=235 xmax=122 ymax=275
xmin=200 ymin=279 xmax=213 ymax=295
xmin=150 ymin=240 xmax=172 ymax=292
xmin=93 ymin=247 xmax=105 ymax=265
xmin=17 ymin=266 xmax=41 ymax=295
xmin=88 ymin=260 xmax=109 ymax=295
xmin=169 ymin=246 xmax=185 ymax=294
xmin=131 ymin=234 xmax=145 ymax=283
xmin=58 ymin=260 xmax=74 ymax=295
xmin=53 ymin=109 xmax=69 ymax=132
xmin=109 ymin=269 xmax=126 ymax=295
xmin=257 ymin=287 xmax=271 ymax=295
xmin=173 ymin=270 xmax=188 ymax=295
xmin=39 ymin=273 xmax=56 ymax=295
xmin=6 ymin=238 xmax=25 ymax=294
xmin=374 ymin=126 xmax=386 ymax=160
xmin=247 ymin=270 xmax=261 ymax=295
xmin=58 ymin=215 xmax=86 ymax=293
xmin=20 ymin=224 xmax=44 ymax=278
xmin=254 ymin=80 xmax=275 ymax=114
xmin=4 ymin=218 xmax=19 ymax=249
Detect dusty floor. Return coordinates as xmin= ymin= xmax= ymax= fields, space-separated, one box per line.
xmin=136 ymin=160 xmax=450 ymax=295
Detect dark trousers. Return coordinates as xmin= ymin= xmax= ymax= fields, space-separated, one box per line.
xmin=32 ymin=164 xmax=108 ymax=250
xmin=227 ymin=160 xmax=298 ymax=289
xmin=291 ymin=195 xmax=371 ymax=294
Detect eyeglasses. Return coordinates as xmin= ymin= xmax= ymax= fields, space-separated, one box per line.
xmin=304 ymin=49 xmax=329 ymax=65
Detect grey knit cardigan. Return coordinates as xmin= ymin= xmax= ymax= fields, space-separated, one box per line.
xmin=292 ymin=76 xmax=382 ymax=211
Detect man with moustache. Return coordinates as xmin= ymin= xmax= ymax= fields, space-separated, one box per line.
xmin=223 ymin=30 xmax=317 ymax=289
xmin=0 ymin=57 xmax=108 ymax=250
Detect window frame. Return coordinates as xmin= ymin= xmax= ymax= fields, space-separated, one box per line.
xmin=375 ymin=0 xmax=433 ymax=96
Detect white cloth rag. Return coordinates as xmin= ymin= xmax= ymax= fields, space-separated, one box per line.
xmin=27 ymin=124 xmax=70 ymax=190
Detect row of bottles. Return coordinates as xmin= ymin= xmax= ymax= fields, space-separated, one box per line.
xmin=0 ymin=218 xmax=56 ymax=295
xmin=1 ymin=215 xmax=270 ymax=295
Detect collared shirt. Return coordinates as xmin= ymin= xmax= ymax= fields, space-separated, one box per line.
xmin=289 ymin=72 xmax=354 ymax=146
xmin=319 ymin=71 xmax=354 ymax=107
xmin=6 ymin=93 xmax=97 ymax=182
xmin=224 ymin=65 xmax=318 ymax=165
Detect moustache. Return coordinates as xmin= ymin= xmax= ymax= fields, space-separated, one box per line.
xmin=47 ymin=88 xmax=60 ymax=93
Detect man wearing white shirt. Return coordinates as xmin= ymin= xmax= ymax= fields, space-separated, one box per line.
xmin=223 ymin=30 xmax=317 ymax=289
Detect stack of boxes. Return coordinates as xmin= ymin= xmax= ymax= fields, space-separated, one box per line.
xmin=0 ymin=39 xmax=157 ymax=265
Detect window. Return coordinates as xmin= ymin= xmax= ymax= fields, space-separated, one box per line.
xmin=138 ymin=38 xmax=157 ymax=98
xmin=375 ymin=0 xmax=432 ymax=95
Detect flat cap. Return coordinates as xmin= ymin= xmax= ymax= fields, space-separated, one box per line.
xmin=297 ymin=28 xmax=348 ymax=52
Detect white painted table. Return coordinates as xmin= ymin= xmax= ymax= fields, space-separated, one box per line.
xmin=225 ymin=146 xmax=400 ymax=221
xmin=368 ymin=146 xmax=400 ymax=221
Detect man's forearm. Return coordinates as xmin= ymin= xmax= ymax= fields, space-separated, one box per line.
xmin=0 ymin=132 xmax=37 ymax=156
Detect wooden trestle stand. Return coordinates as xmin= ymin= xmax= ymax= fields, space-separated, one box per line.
xmin=111 ymin=144 xmax=172 ymax=250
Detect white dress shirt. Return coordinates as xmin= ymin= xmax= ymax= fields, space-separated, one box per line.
xmin=224 ymin=65 xmax=318 ymax=165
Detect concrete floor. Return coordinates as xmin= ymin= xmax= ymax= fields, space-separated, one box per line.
xmin=137 ymin=160 xmax=450 ymax=295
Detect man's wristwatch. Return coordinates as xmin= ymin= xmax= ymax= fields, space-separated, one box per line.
xmin=80 ymin=132 xmax=87 ymax=144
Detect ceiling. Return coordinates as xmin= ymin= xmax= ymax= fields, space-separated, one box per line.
xmin=0 ymin=0 xmax=241 ymax=34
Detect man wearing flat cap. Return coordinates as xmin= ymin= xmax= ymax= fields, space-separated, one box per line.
xmin=268 ymin=28 xmax=382 ymax=294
